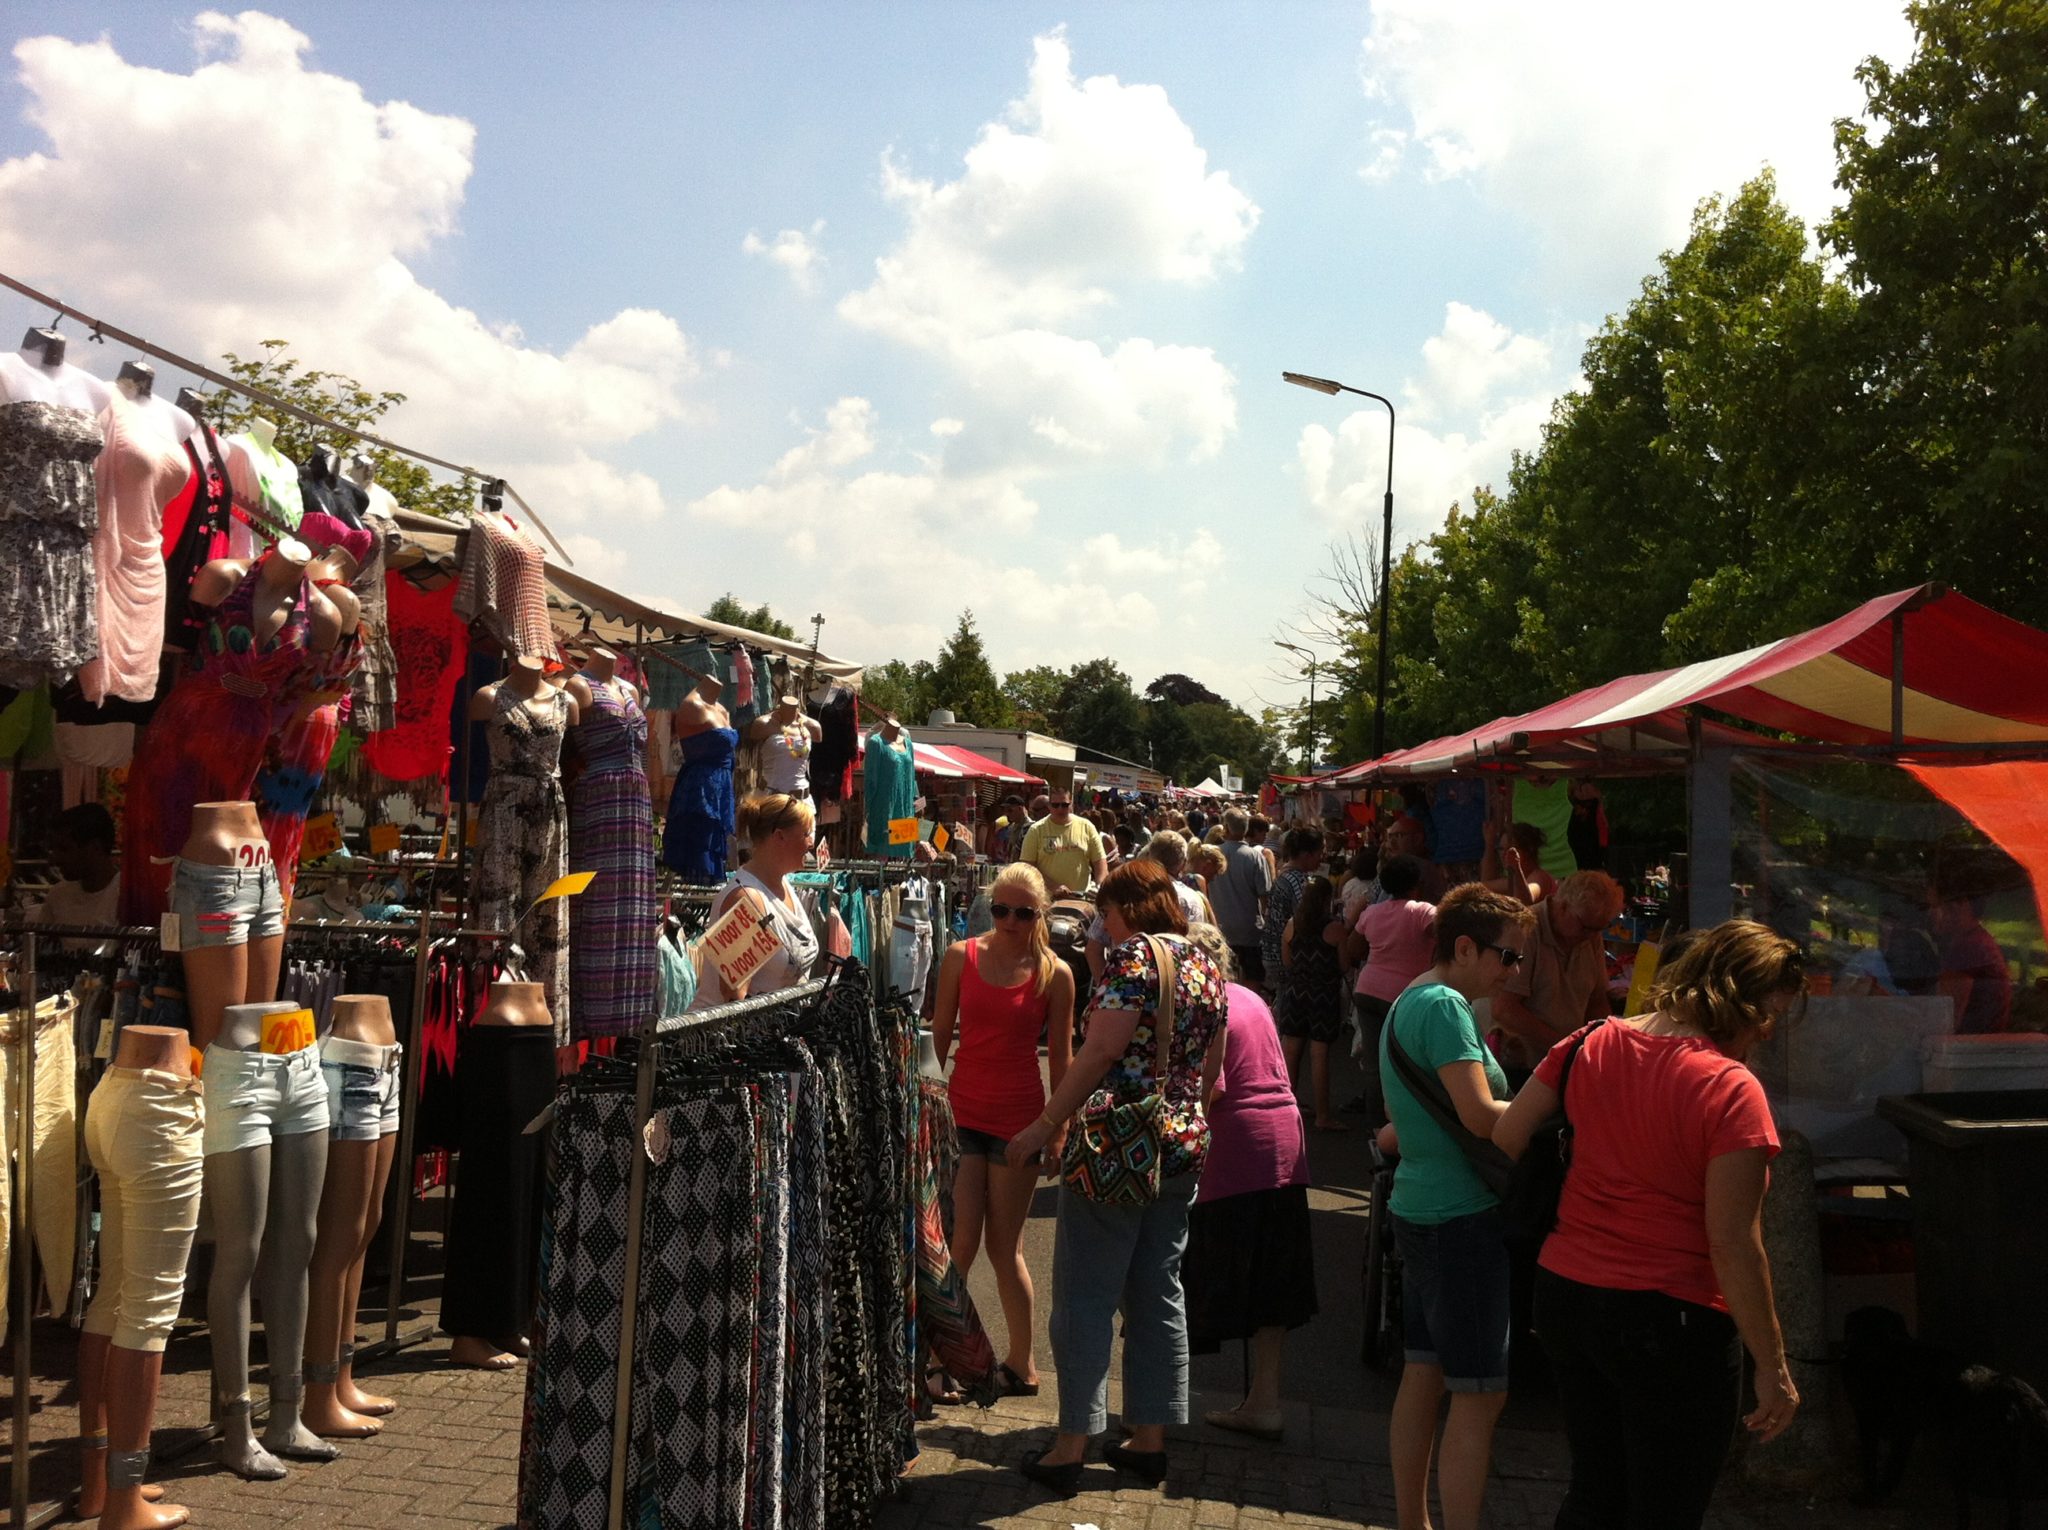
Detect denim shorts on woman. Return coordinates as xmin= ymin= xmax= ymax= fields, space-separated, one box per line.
xmin=169 ymin=858 xmax=284 ymax=950
xmin=1394 ymin=1205 xmax=1511 ymax=1392
xmin=201 ymin=1041 xmax=330 ymax=1156
xmin=321 ymin=1037 xmax=403 ymax=1142
xmin=954 ymin=1124 xmax=1012 ymax=1160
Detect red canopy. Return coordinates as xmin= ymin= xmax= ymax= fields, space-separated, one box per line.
xmin=1320 ymin=585 xmax=2048 ymax=785
xmin=913 ymin=741 xmax=1044 ymax=785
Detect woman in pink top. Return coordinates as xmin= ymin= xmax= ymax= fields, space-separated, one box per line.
xmin=1344 ymin=854 xmax=1437 ymax=1127
xmin=932 ymin=862 xmax=1075 ymax=1395
xmin=1179 ymin=924 xmax=1317 ymax=1443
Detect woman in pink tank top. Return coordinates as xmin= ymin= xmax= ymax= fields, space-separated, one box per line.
xmin=931 ymin=863 xmax=1076 ymax=1395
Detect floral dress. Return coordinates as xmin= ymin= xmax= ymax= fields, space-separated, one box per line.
xmin=1087 ymin=933 xmax=1228 ymax=1181
xmin=476 ymin=685 xmax=571 ymax=1043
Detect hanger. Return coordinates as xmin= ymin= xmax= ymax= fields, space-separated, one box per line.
xmin=117 ymin=359 xmax=155 ymax=397
xmin=174 ymin=386 xmax=207 ymax=421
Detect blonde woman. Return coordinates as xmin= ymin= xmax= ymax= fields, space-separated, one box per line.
xmin=689 ymin=792 xmax=819 ymax=1009
xmin=931 ymin=862 xmax=1076 ymax=1396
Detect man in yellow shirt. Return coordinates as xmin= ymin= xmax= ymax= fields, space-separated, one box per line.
xmin=1018 ymin=793 xmax=1108 ymax=897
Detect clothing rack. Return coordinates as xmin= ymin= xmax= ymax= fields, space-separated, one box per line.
xmin=0 ymin=268 xmax=571 ymax=564
xmin=603 ymin=975 xmax=833 ymax=1530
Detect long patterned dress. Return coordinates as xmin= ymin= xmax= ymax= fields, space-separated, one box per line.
xmin=0 ymin=401 xmax=104 ymax=690
xmin=567 ymin=677 xmax=656 ymax=1037
xmin=120 ymin=562 xmax=318 ymax=923
xmin=254 ymin=630 xmax=364 ymax=910
xmin=476 ymin=685 xmax=571 ymax=1043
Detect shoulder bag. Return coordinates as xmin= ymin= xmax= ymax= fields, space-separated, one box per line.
xmin=1061 ymin=934 xmax=1178 ymax=1206
xmin=1385 ymin=1011 xmax=1603 ymax=1239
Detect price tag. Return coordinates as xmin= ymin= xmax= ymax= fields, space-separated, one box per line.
xmin=160 ymin=913 xmax=182 ymax=954
xmin=228 ymin=836 xmax=272 ymax=868
xmin=261 ymin=1007 xmax=317 ymax=1056
xmin=299 ymin=815 xmax=343 ymax=862
xmin=888 ymin=816 xmax=919 ymax=846
xmin=368 ymin=823 xmax=401 ymax=856
xmin=538 ymin=871 xmax=597 ymax=902
xmin=465 ymin=819 xmax=479 ymax=847
xmin=703 ymin=896 xmax=784 ymax=994
xmin=932 ymin=825 xmax=950 ymax=853
xmin=1625 ymin=942 xmax=1662 ymax=1018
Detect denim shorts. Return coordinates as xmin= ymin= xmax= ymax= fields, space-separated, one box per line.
xmin=1394 ymin=1206 xmax=1511 ymax=1392
xmin=169 ymin=858 xmax=284 ymax=950
xmin=955 ymin=1124 xmax=1012 ymax=1159
xmin=201 ymin=1040 xmax=330 ymax=1156
xmin=321 ymin=1037 xmax=403 ymax=1142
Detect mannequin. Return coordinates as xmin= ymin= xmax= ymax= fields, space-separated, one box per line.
xmin=471 ymin=659 xmax=579 ymax=1044
xmin=113 ymin=361 xmax=199 ymax=444
xmin=748 ymin=694 xmax=822 ymax=800
xmin=0 ymin=328 xmax=113 ymax=411
xmin=303 ymin=994 xmax=402 ymax=1434
xmin=204 ymin=999 xmax=334 ymax=1477
xmin=173 ymin=803 xmax=287 ymax=1048
xmin=221 ymin=417 xmax=306 ymax=550
xmin=568 ymin=645 xmax=655 ymax=1041
xmin=344 ymin=451 xmax=403 ymax=523
xmin=864 ymin=714 xmax=918 ymax=858
xmin=74 ymin=1023 xmax=201 ymax=1529
xmin=442 ymin=982 xmax=555 ymax=1368
xmin=334 ymin=457 xmax=401 ymax=732
xmin=662 ymin=669 xmax=739 ymax=886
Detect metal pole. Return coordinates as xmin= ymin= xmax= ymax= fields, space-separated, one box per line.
xmin=11 ymin=932 xmax=38 ymax=1530
xmin=1375 ymin=413 xmax=1396 ymax=761
xmin=1308 ymin=661 xmax=1318 ymax=772
xmin=382 ymin=907 xmax=435 ymax=1345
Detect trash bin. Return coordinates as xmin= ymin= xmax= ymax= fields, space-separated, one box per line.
xmin=1875 ymin=1089 xmax=2048 ymax=1390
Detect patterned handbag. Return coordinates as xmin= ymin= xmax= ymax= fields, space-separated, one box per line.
xmin=1060 ymin=935 xmax=1177 ymax=1206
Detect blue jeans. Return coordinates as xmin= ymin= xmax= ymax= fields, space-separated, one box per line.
xmin=1049 ymin=1173 xmax=1198 ymax=1435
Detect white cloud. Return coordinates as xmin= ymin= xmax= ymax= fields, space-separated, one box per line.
xmin=741 ymin=220 xmax=826 ymax=293
xmin=839 ymin=30 xmax=1258 ymax=471
xmin=1359 ymin=1 xmax=1915 ymax=279
xmin=1297 ymin=303 xmax=1574 ymax=540
xmin=0 ymin=12 xmax=697 ymax=517
xmin=929 ymin=417 xmax=965 ymax=437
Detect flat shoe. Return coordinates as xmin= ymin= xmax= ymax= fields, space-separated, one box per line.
xmin=1204 ymin=1407 xmax=1284 ymax=1441
xmin=1104 ymin=1443 xmax=1168 ymax=1486
xmin=1019 ymin=1448 xmax=1082 ymax=1496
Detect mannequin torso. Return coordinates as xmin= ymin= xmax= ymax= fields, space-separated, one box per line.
xmin=477 ymin=981 xmax=552 ymax=1027
xmin=183 ymin=801 xmax=269 ymax=869
xmin=112 ymin=1024 xmax=193 ymax=1075
xmin=0 ymin=348 xmax=113 ymax=411
xmin=327 ymin=995 xmax=397 ymax=1047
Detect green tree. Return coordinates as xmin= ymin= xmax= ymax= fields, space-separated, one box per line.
xmin=928 ymin=611 xmax=1013 ymax=727
xmin=860 ymin=659 xmax=931 ymax=725
xmin=703 ymin=594 xmax=798 ymax=641
xmin=1144 ymin=673 xmax=1228 ymax=708
xmin=1142 ymin=699 xmax=1198 ymax=780
xmin=1823 ymin=0 xmax=2048 ymax=625
xmin=1002 ymin=665 xmax=1067 ymax=731
xmin=1058 ymin=659 xmax=1146 ymax=760
xmin=204 ymin=341 xmax=475 ymax=518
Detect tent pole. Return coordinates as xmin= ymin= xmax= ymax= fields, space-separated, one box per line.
xmin=1890 ymin=611 xmax=1906 ymax=747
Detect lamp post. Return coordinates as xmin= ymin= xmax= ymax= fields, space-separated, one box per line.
xmin=1283 ymin=371 xmax=1395 ymax=758
xmin=1274 ymin=640 xmax=1319 ymax=772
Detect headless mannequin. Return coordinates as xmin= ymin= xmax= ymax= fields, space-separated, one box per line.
xmin=447 ymin=983 xmax=552 ymax=1369
xmin=468 ymin=655 xmax=581 ymax=728
xmin=114 ymin=362 xmax=199 ymax=445
xmin=206 ymin=1001 xmax=335 ymax=1478
xmin=747 ymin=694 xmax=823 ymax=750
xmin=75 ymin=1027 xmax=190 ymax=1530
xmin=179 ymin=803 xmax=285 ymax=1049
xmin=577 ymin=644 xmax=642 ymax=707
xmin=302 ymin=995 xmax=399 ymax=1436
xmin=0 ymin=329 xmax=113 ymax=410
xmin=673 ymin=670 xmax=728 ymax=740
xmin=185 ymin=536 xmax=323 ymax=661
xmin=305 ymin=545 xmax=362 ymax=650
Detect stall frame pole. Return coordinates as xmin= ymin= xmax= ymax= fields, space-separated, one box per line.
xmin=380 ymin=906 xmax=442 ymax=1351
xmin=10 ymin=932 xmax=38 ymax=1529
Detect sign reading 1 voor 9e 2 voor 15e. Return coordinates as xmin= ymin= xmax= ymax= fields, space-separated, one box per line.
xmin=702 ymin=897 xmax=786 ymax=993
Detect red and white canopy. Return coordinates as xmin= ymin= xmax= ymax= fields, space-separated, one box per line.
xmin=1321 ymin=585 xmax=2048 ymax=784
xmin=911 ymin=741 xmax=1044 ymax=785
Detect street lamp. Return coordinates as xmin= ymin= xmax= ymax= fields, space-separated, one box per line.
xmin=1274 ymin=640 xmax=1320 ymax=772
xmin=1283 ymin=371 xmax=1396 ymax=759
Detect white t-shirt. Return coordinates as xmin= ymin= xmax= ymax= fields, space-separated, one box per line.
xmin=32 ymin=876 xmax=121 ymax=930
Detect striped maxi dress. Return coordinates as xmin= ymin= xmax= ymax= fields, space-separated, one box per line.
xmin=567 ymin=676 xmax=658 ymax=1038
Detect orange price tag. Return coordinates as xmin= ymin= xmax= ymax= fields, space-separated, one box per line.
xmin=299 ymin=814 xmax=343 ymax=862
xmin=888 ymin=817 xmax=918 ymax=846
xmin=368 ymin=823 xmax=401 ymax=856
xmin=261 ymin=1008 xmax=316 ymax=1056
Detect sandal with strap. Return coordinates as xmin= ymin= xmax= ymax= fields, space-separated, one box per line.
xmin=992 ymin=1361 xmax=1040 ymax=1397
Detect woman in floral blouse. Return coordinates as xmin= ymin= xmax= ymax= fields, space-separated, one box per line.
xmin=1004 ymin=859 xmax=1229 ymax=1495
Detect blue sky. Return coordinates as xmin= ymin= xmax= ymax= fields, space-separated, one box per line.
xmin=0 ymin=3 xmax=1913 ymax=722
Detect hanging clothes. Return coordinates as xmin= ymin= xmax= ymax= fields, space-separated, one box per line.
xmin=453 ymin=514 xmax=555 ymax=660
xmin=0 ymin=401 xmax=104 ymax=691
xmin=254 ymin=630 xmax=364 ymax=909
xmin=346 ymin=510 xmax=402 ymax=735
xmin=159 ymin=424 xmax=234 ymax=653
xmin=359 ymin=573 xmax=467 ymax=784
xmin=440 ymin=1024 xmax=553 ymax=1347
xmin=0 ymin=995 xmax=79 ymax=1345
xmin=662 ymin=726 xmax=737 ymax=886
xmin=863 ymin=727 xmax=917 ymax=858
xmin=119 ymin=561 xmax=320 ymax=923
xmin=222 ymin=428 xmax=306 ymax=539
xmin=807 ymin=685 xmax=859 ymax=805
xmin=568 ymin=677 xmax=656 ymax=1039
xmin=80 ymin=395 xmax=187 ymax=705
xmin=475 ymin=685 xmax=572 ymax=1042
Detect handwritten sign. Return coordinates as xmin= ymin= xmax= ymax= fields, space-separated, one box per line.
xmin=299 ymin=815 xmax=342 ymax=862
xmin=702 ymin=896 xmax=784 ymax=994
xmin=368 ymin=823 xmax=402 ymax=856
xmin=261 ymin=1007 xmax=317 ymax=1056
xmin=888 ymin=816 xmax=919 ymax=846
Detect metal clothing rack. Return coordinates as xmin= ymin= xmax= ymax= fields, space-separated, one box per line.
xmin=602 ymin=975 xmax=832 ymax=1530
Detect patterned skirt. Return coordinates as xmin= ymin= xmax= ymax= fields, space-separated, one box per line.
xmin=568 ymin=766 xmax=657 ymax=1038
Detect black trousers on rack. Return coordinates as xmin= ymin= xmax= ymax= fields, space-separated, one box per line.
xmin=441 ymin=1025 xmax=554 ymax=1343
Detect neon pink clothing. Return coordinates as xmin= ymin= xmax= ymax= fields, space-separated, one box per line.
xmin=1354 ymin=898 xmax=1437 ymax=1001
xmin=946 ymin=938 xmax=1050 ymax=1140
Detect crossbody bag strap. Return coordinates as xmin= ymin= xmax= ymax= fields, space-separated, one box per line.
xmin=1384 ymin=1002 xmax=1467 ymax=1138
xmin=1141 ymin=933 xmax=1179 ymax=1080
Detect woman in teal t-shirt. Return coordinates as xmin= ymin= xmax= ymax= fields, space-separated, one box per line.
xmin=1376 ymin=884 xmax=1534 ymax=1530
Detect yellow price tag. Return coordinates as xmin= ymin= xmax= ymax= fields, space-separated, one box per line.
xmin=434 ymin=822 xmax=451 ymax=862
xmin=1625 ymin=942 xmax=1663 ymax=1017
xmin=261 ymin=1008 xmax=317 ymax=1056
xmin=300 ymin=813 xmax=343 ymax=862
xmin=539 ymin=871 xmax=598 ymax=902
xmin=368 ymin=823 xmax=401 ymax=856
xmin=932 ymin=825 xmax=950 ymax=853
xmin=465 ymin=819 xmax=479 ymax=846
xmin=888 ymin=817 xmax=919 ymax=846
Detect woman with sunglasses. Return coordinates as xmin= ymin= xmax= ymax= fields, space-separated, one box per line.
xmin=1375 ymin=884 xmax=1534 ymax=1530
xmin=1492 ymin=920 xmax=1802 ymax=1529
xmin=930 ymin=863 xmax=1075 ymax=1398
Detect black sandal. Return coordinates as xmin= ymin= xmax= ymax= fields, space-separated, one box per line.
xmin=992 ymin=1361 xmax=1040 ymax=1397
xmin=923 ymin=1367 xmax=964 ymax=1406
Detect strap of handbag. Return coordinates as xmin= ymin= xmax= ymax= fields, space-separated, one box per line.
xmin=1139 ymin=933 xmax=1178 ymax=1076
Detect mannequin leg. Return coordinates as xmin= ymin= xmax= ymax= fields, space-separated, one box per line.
xmin=258 ymin=1126 xmax=340 ymax=1458
xmin=204 ymin=1145 xmax=286 ymax=1480
xmin=304 ymin=1139 xmax=381 ymax=1434
xmin=243 ymin=931 xmax=285 ymax=1007
xmin=77 ymin=1331 xmax=167 ymax=1515
xmin=178 ymin=943 xmax=248 ymax=1050
xmin=101 ymin=1345 xmax=188 ymax=1530
xmin=337 ymin=1132 xmax=400 ymax=1414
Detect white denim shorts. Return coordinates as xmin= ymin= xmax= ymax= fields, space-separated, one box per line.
xmin=201 ymin=1040 xmax=330 ymax=1156
xmin=170 ymin=857 xmax=285 ymax=949
xmin=320 ymin=1037 xmax=403 ymax=1143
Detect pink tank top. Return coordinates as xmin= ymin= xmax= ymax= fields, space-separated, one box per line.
xmin=948 ymin=938 xmax=1051 ymax=1139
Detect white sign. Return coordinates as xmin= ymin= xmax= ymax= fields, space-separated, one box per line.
xmin=702 ymin=896 xmax=784 ymax=993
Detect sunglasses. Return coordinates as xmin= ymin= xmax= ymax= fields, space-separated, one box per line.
xmin=990 ymin=902 xmax=1041 ymax=923
xmin=1486 ymin=943 xmax=1526 ymax=968
xmin=1050 ymin=802 xmax=1072 ymax=811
